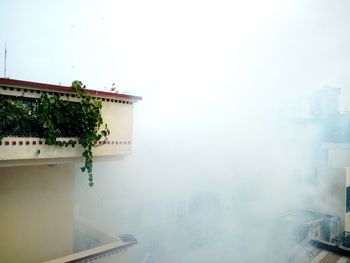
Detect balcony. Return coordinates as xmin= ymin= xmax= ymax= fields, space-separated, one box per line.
xmin=0 ymin=78 xmax=141 ymax=167
xmin=44 ymin=219 xmax=137 ymax=263
xmin=45 ymin=241 xmax=135 ymax=263
xmin=322 ymin=143 xmax=350 ymax=168
xmin=332 ymin=231 xmax=350 ymax=248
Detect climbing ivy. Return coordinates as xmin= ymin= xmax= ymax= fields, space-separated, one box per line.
xmin=0 ymin=81 xmax=110 ymax=187
xmin=70 ymin=80 xmax=110 ymax=187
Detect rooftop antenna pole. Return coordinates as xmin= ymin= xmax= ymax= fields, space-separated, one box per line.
xmin=4 ymin=42 xmax=7 ymax=78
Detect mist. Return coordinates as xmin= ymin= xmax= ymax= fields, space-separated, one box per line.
xmin=2 ymin=0 xmax=350 ymax=262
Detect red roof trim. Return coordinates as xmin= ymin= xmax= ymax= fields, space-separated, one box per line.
xmin=0 ymin=78 xmax=142 ymax=101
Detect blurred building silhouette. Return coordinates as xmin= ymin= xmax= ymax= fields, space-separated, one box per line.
xmin=286 ymin=87 xmax=350 ymax=261
xmin=120 ymin=190 xmax=222 ymax=263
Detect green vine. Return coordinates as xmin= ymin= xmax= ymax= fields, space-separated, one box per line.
xmin=71 ymin=80 xmax=110 ymax=187
xmin=0 ymin=81 xmax=110 ymax=187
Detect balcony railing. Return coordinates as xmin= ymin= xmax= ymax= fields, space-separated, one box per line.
xmin=44 ymin=217 xmax=137 ymax=263
xmin=44 ymin=240 xmax=137 ymax=263
xmin=332 ymin=231 xmax=350 ymax=248
xmin=0 ymin=78 xmax=141 ymax=166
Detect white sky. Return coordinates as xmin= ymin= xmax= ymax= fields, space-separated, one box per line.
xmin=1 ymin=0 xmax=350 ymax=117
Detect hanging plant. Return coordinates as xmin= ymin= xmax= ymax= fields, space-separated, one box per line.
xmin=0 ymin=80 xmax=110 ymax=187
xmin=71 ymin=80 xmax=110 ymax=187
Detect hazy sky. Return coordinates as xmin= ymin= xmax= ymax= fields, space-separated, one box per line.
xmin=1 ymin=0 xmax=350 ymax=107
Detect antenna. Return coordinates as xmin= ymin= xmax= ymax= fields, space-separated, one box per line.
xmin=4 ymin=42 xmax=7 ymax=78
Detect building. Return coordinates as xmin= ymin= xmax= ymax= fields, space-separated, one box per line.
xmin=283 ymin=87 xmax=350 ymax=262
xmin=0 ymin=78 xmax=141 ymax=263
xmin=281 ymin=210 xmax=340 ymax=243
xmin=289 ymin=88 xmax=350 ymax=229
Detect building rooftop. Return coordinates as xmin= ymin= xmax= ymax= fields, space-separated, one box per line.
xmin=0 ymin=78 xmax=142 ymax=101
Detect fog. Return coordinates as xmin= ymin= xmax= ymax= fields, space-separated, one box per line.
xmin=2 ymin=0 xmax=350 ymax=262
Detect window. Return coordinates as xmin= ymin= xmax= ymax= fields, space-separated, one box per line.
xmin=346 ymin=187 xmax=350 ymax=213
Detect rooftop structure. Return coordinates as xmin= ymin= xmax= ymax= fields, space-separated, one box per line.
xmin=0 ymin=78 xmax=141 ymax=262
xmin=0 ymin=78 xmax=141 ymax=166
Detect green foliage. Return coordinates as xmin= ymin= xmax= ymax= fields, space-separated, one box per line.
xmin=0 ymin=81 xmax=110 ymax=187
xmin=70 ymin=80 xmax=110 ymax=187
xmin=0 ymin=97 xmax=37 ymax=139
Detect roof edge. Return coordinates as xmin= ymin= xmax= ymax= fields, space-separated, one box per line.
xmin=0 ymin=78 xmax=142 ymax=101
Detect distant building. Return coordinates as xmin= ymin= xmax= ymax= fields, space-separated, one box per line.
xmin=309 ymin=87 xmax=341 ymax=117
xmin=281 ymin=210 xmax=340 ymax=243
xmin=290 ymin=86 xmax=350 ymax=255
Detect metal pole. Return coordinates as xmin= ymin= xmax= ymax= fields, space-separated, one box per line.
xmin=4 ymin=42 xmax=7 ymax=78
